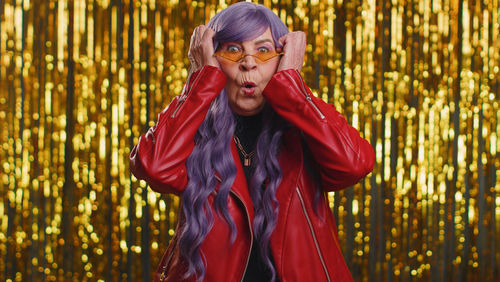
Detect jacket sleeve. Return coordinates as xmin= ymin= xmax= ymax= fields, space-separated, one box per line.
xmin=129 ymin=65 xmax=227 ymax=195
xmin=262 ymin=69 xmax=375 ymax=191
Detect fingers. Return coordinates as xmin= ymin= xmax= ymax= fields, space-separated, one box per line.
xmin=201 ymin=27 xmax=215 ymax=47
xmin=278 ymin=31 xmax=306 ymax=51
xmin=199 ymin=27 xmax=219 ymax=68
xmin=282 ymin=31 xmax=306 ymax=46
xmin=188 ymin=26 xmax=201 ymax=69
xmin=278 ymin=35 xmax=286 ymax=49
xmin=195 ymin=25 xmax=206 ymax=47
xmin=188 ymin=25 xmax=219 ymax=71
xmin=188 ymin=25 xmax=206 ymax=70
xmin=277 ymin=31 xmax=307 ymax=72
xmin=187 ymin=28 xmax=197 ymax=58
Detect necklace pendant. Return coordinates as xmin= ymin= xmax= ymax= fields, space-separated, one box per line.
xmin=244 ymin=157 xmax=251 ymax=167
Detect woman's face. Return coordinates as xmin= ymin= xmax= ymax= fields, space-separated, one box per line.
xmin=216 ymin=28 xmax=280 ymax=116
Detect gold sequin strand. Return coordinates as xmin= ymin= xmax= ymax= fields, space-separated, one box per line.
xmin=0 ymin=0 xmax=498 ymax=281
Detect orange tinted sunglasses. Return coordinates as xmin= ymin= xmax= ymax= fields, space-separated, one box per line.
xmin=214 ymin=49 xmax=284 ymax=63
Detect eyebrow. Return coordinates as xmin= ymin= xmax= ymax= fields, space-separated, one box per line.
xmin=223 ymin=38 xmax=275 ymax=49
xmin=254 ymin=39 xmax=274 ymax=45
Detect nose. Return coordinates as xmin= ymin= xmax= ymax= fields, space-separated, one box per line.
xmin=239 ymin=55 xmax=257 ymax=71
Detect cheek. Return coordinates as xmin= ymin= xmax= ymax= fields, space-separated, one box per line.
xmin=220 ymin=65 xmax=239 ymax=97
xmin=262 ymin=61 xmax=279 ymax=81
xmin=220 ymin=64 xmax=238 ymax=81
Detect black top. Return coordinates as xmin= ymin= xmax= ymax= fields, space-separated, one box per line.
xmin=234 ymin=113 xmax=278 ymax=282
xmin=234 ymin=113 xmax=262 ymax=183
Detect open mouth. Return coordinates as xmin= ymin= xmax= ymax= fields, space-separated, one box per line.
xmin=241 ymin=82 xmax=256 ymax=95
xmin=243 ymin=82 xmax=256 ymax=88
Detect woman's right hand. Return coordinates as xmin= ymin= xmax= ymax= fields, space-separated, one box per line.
xmin=188 ymin=25 xmax=219 ymax=73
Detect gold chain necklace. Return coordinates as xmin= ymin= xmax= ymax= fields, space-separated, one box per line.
xmin=233 ymin=135 xmax=255 ymax=167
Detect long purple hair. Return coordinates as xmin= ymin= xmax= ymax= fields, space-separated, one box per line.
xmin=178 ymin=2 xmax=289 ymax=281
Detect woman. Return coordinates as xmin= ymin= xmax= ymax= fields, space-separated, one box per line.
xmin=130 ymin=2 xmax=375 ymax=282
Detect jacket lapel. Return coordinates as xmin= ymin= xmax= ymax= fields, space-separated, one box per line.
xmin=229 ymin=140 xmax=255 ymax=222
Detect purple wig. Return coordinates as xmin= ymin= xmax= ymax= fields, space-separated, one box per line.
xmin=178 ymin=2 xmax=289 ymax=281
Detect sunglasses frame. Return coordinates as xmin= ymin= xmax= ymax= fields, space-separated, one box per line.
xmin=214 ymin=50 xmax=284 ymax=63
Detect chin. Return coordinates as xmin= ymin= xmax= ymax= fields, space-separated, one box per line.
xmin=233 ymin=104 xmax=264 ymax=116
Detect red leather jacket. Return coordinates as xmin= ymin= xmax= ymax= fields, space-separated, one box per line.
xmin=130 ymin=66 xmax=375 ymax=282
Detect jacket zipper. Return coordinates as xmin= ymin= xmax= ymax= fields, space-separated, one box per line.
xmin=160 ymin=251 xmax=173 ymax=281
xmin=170 ymin=95 xmax=186 ymax=118
xmin=159 ymin=226 xmax=179 ymax=281
xmin=230 ymin=190 xmax=254 ymax=282
xmin=283 ymin=71 xmax=325 ymax=120
xmin=170 ymin=70 xmax=202 ymax=118
xmin=296 ymin=70 xmax=326 ymax=120
xmin=296 ymin=187 xmax=331 ymax=282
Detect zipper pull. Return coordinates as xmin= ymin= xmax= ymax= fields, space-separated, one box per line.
xmin=170 ymin=95 xmax=187 ymax=118
xmin=293 ymin=70 xmax=326 ymax=120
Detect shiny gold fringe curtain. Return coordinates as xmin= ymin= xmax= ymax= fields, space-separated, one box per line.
xmin=1 ymin=0 xmax=498 ymax=281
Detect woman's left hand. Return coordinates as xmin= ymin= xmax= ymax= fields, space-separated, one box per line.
xmin=276 ymin=31 xmax=306 ymax=72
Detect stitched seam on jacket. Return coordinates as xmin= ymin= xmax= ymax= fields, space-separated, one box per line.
xmin=278 ymin=181 xmax=296 ymax=280
xmin=279 ymin=133 xmax=305 ymax=279
xmin=229 ymin=191 xmax=254 ymax=282
xmin=296 ymin=187 xmax=331 ymax=282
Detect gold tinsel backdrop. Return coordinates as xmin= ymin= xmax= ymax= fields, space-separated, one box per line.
xmin=0 ymin=0 xmax=498 ymax=281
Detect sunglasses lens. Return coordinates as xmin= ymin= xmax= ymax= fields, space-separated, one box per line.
xmin=254 ymin=50 xmax=279 ymax=62
xmin=217 ymin=50 xmax=243 ymax=62
xmin=216 ymin=50 xmax=281 ymax=62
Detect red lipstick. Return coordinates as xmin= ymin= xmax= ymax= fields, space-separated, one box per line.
xmin=241 ymin=82 xmax=256 ymax=96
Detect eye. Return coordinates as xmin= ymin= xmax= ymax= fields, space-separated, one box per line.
xmin=257 ymin=46 xmax=270 ymax=53
xmin=226 ymin=45 xmax=241 ymax=52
